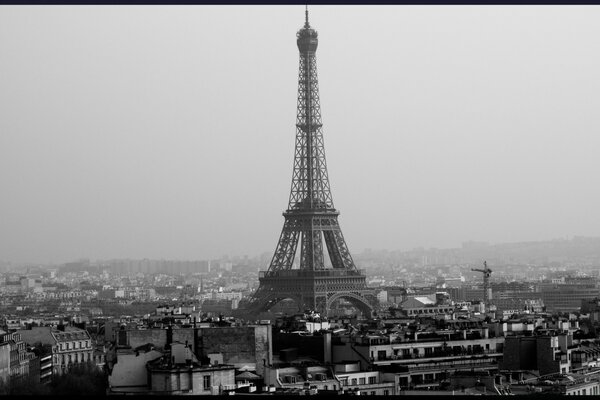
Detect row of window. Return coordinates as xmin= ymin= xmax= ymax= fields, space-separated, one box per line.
xmin=566 ymin=386 xmax=598 ymax=395
xmin=55 ymin=351 xmax=93 ymax=365
xmin=407 ymin=308 xmax=454 ymax=315
xmin=58 ymin=340 xmax=89 ymax=351
xmin=340 ymin=376 xmax=378 ymax=386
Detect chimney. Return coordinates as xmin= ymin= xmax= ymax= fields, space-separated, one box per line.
xmin=166 ymin=325 xmax=173 ymax=346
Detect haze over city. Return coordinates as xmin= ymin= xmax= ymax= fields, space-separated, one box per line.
xmin=2 ymin=5 xmax=600 ymax=264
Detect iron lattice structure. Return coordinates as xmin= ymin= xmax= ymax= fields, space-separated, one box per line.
xmin=245 ymin=11 xmax=375 ymax=317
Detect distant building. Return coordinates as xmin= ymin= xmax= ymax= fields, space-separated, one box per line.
xmin=539 ymin=283 xmax=599 ymax=313
xmin=581 ymin=298 xmax=600 ymax=324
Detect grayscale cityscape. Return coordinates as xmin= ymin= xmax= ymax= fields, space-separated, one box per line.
xmin=2 ymin=4 xmax=600 ymax=397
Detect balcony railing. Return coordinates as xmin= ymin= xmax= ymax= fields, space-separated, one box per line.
xmin=403 ymin=358 xmax=499 ymax=372
xmin=376 ymin=349 xmax=501 ymax=362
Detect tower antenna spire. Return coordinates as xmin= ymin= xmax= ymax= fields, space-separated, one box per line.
xmin=305 ymin=4 xmax=310 ymax=28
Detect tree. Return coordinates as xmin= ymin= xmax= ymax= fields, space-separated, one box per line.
xmin=0 ymin=361 xmax=107 ymax=396
xmin=50 ymin=362 xmax=107 ymax=395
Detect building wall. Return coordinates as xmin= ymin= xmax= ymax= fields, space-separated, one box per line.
xmin=126 ymin=329 xmax=168 ymax=350
xmin=541 ymin=285 xmax=599 ymax=313
xmin=273 ymin=332 xmax=328 ymax=363
xmin=502 ymin=336 xmax=537 ymax=370
xmin=199 ymin=326 xmax=270 ymax=376
xmin=126 ymin=325 xmax=271 ymax=377
xmin=0 ymin=343 xmax=10 ymax=384
xmin=108 ymin=350 xmax=162 ymax=389
xmin=536 ymin=336 xmax=561 ymax=376
xmin=149 ymin=367 xmax=235 ymax=395
xmin=563 ymin=381 xmax=600 ymax=396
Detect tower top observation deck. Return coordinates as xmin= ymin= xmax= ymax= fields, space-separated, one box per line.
xmin=297 ymin=9 xmax=318 ymax=53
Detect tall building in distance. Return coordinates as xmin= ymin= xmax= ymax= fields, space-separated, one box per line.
xmin=243 ymin=10 xmax=376 ymax=317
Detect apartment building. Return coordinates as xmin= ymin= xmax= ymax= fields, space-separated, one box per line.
xmin=332 ymin=325 xmax=505 ymax=390
xmin=15 ymin=326 xmax=93 ymax=375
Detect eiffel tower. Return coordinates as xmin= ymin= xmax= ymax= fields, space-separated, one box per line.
xmin=244 ymin=10 xmax=375 ymax=317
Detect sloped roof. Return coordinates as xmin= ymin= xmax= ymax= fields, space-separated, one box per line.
xmin=236 ymin=371 xmax=261 ymax=380
xmin=401 ymin=296 xmax=435 ymax=308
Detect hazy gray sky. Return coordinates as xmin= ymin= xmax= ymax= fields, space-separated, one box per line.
xmin=2 ymin=5 xmax=600 ymax=264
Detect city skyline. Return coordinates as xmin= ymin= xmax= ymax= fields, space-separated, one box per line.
xmin=2 ymin=5 xmax=600 ymax=264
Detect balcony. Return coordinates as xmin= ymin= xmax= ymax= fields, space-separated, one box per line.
xmin=375 ymin=349 xmax=502 ymax=363
xmin=403 ymin=357 xmax=499 ymax=372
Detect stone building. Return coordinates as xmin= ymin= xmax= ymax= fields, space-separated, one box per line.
xmin=0 ymin=331 xmax=32 ymax=379
xmin=15 ymin=326 xmax=93 ymax=375
xmin=0 ymin=342 xmax=10 ymax=384
xmin=107 ymin=342 xmax=236 ymax=395
xmin=333 ymin=362 xmax=395 ymax=395
xmin=121 ymin=323 xmax=271 ymax=377
xmin=331 ymin=325 xmax=505 ymax=391
xmin=146 ymin=343 xmax=236 ymax=395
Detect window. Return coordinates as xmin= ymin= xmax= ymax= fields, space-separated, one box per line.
xmin=369 ymin=376 xmax=376 ymax=384
xmin=425 ymin=348 xmax=433 ymax=356
xmin=370 ymin=391 xmax=376 ymax=395
xmin=384 ymin=390 xmax=390 ymax=395
xmin=203 ymin=375 xmax=211 ymax=390
xmin=351 ymin=379 xmax=357 ymax=385
xmin=359 ymin=378 xmax=365 ymax=385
